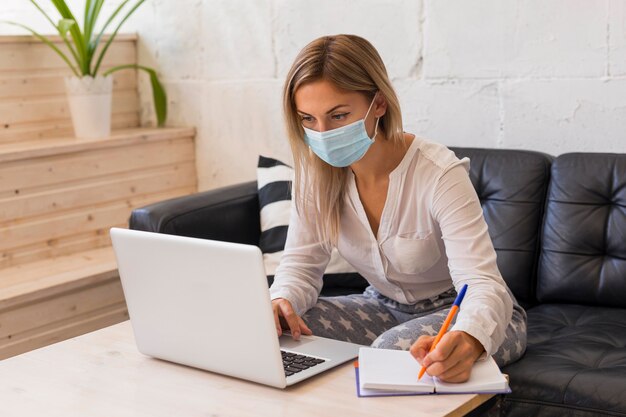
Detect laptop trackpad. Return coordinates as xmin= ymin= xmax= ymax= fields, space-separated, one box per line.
xmin=279 ymin=334 xmax=318 ymax=350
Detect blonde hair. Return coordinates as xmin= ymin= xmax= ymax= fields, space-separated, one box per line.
xmin=282 ymin=34 xmax=404 ymax=244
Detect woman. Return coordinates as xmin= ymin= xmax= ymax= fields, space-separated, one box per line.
xmin=269 ymin=34 xmax=527 ymax=383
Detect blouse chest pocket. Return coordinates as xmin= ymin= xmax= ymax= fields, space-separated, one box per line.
xmin=381 ymin=231 xmax=442 ymax=275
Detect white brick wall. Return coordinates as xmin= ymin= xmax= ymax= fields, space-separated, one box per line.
xmin=2 ymin=0 xmax=625 ymax=190
xmin=424 ymin=0 xmax=608 ymax=78
xmin=273 ymin=0 xmax=423 ymax=79
xmin=610 ymin=0 xmax=626 ymax=76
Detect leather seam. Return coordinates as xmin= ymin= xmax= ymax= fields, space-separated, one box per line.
xmin=480 ymin=198 xmax=543 ymax=204
xmin=548 ymin=199 xmax=626 ymax=208
xmin=542 ymin=247 xmax=626 ymax=262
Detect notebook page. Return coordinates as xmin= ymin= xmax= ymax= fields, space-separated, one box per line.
xmin=434 ymin=356 xmax=508 ymax=393
xmin=358 ymin=347 xmax=434 ymax=393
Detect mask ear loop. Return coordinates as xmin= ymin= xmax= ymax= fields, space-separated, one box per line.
xmin=365 ymin=92 xmax=380 ymax=141
xmin=372 ymin=117 xmax=380 ymax=141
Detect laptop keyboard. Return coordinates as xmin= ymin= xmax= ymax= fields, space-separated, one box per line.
xmin=281 ymin=350 xmax=326 ymax=376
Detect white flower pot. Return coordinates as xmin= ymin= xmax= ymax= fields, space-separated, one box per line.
xmin=64 ymin=75 xmax=113 ymax=139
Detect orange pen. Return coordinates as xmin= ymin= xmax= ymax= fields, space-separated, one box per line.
xmin=418 ymin=284 xmax=468 ymax=380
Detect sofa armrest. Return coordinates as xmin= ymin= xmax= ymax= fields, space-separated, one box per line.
xmin=129 ymin=181 xmax=261 ymax=246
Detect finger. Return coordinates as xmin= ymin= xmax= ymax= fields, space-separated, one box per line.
xmin=431 ymin=344 xmax=478 ymax=382
xmin=273 ymin=305 xmax=282 ymax=337
xmin=424 ymin=351 xmax=461 ymax=379
xmin=410 ymin=335 xmax=434 ymax=364
xmin=435 ymin=360 xmax=474 ymax=383
xmin=278 ymin=302 xmax=302 ymax=340
xmin=423 ymin=332 xmax=458 ymax=367
xmin=297 ymin=316 xmax=313 ymax=335
xmin=425 ymin=332 xmax=480 ymax=378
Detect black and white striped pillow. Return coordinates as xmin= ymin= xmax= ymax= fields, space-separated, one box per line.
xmin=257 ymin=156 xmax=368 ymax=291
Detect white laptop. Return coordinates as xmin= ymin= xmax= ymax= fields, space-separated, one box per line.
xmin=109 ymin=227 xmax=362 ymax=388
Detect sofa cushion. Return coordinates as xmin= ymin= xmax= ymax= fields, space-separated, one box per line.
xmin=256 ymin=156 xmax=368 ymax=293
xmin=537 ymin=153 xmax=626 ymax=307
xmin=502 ymin=304 xmax=626 ymax=417
xmin=450 ymin=148 xmax=553 ymax=306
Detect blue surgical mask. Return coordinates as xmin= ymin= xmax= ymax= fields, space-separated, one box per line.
xmin=303 ymin=96 xmax=379 ymax=168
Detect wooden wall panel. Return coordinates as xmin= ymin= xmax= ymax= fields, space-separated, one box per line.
xmin=0 ymin=137 xmax=194 ymax=195
xmin=1 ymin=90 xmax=138 ymax=125
xmin=0 ymin=302 xmax=129 ymax=360
xmin=0 ymin=274 xmax=125 ymax=340
xmin=1 ymin=161 xmax=196 ymax=221
xmin=0 ymin=35 xmax=139 ymax=143
xmin=0 ymin=129 xmax=197 ymax=268
xmin=0 ymin=226 xmax=123 ymax=269
xmin=0 ymin=185 xmax=196 ymax=266
xmin=0 ymin=69 xmax=136 ymax=99
xmin=0 ymin=113 xmax=140 ymax=142
xmin=0 ymin=246 xmax=119 ymax=308
xmin=0 ymin=247 xmax=128 ymax=361
xmin=0 ymin=35 xmax=136 ymax=71
xmin=0 ymin=34 xmax=198 ymax=360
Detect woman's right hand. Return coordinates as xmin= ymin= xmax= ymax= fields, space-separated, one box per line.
xmin=271 ymin=298 xmax=313 ymax=341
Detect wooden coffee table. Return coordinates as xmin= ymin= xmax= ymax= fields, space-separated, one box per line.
xmin=0 ymin=321 xmax=497 ymax=417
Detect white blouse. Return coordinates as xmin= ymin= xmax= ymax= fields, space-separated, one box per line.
xmin=269 ymin=136 xmax=514 ymax=356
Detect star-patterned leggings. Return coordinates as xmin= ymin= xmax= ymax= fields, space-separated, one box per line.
xmin=300 ymin=285 xmax=527 ymax=367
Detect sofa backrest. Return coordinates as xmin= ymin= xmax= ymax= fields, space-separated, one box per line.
xmin=537 ymin=153 xmax=626 ymax=307
xmin=129 ymin=181 xmax=262 ymax=245
xmin=451 ymin=148 xmax=553 ymax=306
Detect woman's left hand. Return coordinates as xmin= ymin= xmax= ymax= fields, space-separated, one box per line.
xmin=409 ymin=330 xmax=484 ymax=383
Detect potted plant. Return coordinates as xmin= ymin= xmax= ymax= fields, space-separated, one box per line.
xmin=2 ymin=0 xmax=166 ymax=139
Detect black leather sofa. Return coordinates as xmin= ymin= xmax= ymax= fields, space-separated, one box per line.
xmin=129 ymin=148 xmax=626 ymax=417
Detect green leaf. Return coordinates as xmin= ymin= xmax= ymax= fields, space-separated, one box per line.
xmin=84 ymin=0 xmax=104 ymax=49
xmin=93 ymin=0 xmax=146 ymax=76
xmin=28 ymin=0 xmax=82 ymax=72
xmin=50 ymin=0 xmax=89 ymax=75
xmin=104 ymin=64 xmax=167 ymax=127
xmin=146 ymin=68 xmax=168 ymax=127
xmin=84 ymin=0 xmax=94 ymax=38
xmin=58 ymin=18 xmax=75 ymax=36
xmin=91 ymin=0 xmax=133 ymax=53
xmin=0 ymin=20 xmax=80 ymax=77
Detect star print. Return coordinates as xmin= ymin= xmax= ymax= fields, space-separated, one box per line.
xmin=355 ymin=308 xmax=372 ymax=322
xmin=317 ymin=302 xmax=329 ymax=312
xmin=436 ymin=310 xmax=449 ymax=318
xmin=393 ymin=323 xmax=411 ymax=332
xmin=376 ymin=312 xmax=392 ymax=323
xmin=326 ymin=299 xmax=344 ymax=309
xmin=365 ymin=329 xmax=378 ymax=342
xmin=394 ymin=337 xmax=413 ymax=350
xmin=501 ymin=348 xmax=511 ymax=363
xmin=338 ymin=317 xmax=354 ymax=331
xmin=319 ymin=316 xmax=333 ymax=331
xmin=351 ymin=297 xmax=367 ymax=306
xmin=421 ymin=324 xmax=437 ymax=336
xmin=515 ymin=340 xmax=523 ymax=355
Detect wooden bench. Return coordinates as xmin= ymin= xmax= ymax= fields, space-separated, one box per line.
xmin=0 ymin=35 xmax=197 ymax=359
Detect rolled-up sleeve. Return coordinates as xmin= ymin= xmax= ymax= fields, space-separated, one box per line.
xmin=430 ymin=160 xmax=513 ymax=356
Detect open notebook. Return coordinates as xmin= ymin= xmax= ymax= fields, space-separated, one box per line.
xmin=356 ymin=347 xmax=511 ymax=397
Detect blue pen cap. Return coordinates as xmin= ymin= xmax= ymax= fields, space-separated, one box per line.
xmin=453 ymin=284 xmax=468 ymax=308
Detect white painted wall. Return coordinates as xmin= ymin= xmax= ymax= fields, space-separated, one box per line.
xmin=2 ymin=0 xmax=625 ymax=191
